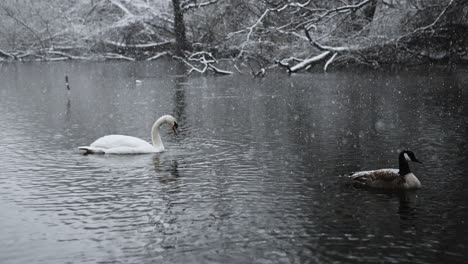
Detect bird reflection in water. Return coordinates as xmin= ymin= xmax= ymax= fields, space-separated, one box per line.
xmin=153 ymin=155 xmax=180 ymax=184
xmin=397 ymin=190 xmax=418 ymax=221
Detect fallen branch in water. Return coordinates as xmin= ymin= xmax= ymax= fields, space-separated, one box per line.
xmin=103 ymin=40 xmax=173 ymax=50
xmin=0 ymin=48 xmax=14 ymax=59
xmin=104 ymin=53 xmax=136 ymax=61
xmin=1 ymin=48 xmax=93 ymax=61
xmin=287 ymin=51 xmax=331 ymax=73
xmin=174 ymin=56 xmax=207 ymax=74
xmin=46 ymin=50 xmax=83 ymax=60
xmin=208 ymin=64 xmax=233 ymax=75
xmin=174 ymin=51 xmax=233 ymax=75
xmin=146 ymin=52 xmax=170 ymax=61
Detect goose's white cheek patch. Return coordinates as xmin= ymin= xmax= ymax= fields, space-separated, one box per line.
xmin=404 ymin=153 xmax=411 ymax=161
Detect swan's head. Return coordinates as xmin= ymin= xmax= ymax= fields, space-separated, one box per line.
xmin=165 ymin=115 xmax=178 ymax=135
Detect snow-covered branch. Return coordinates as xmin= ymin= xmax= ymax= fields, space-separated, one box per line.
xmin=324 ymin=52 xmax=338 ymax=72
xmin=175 ymin=56 xmax=207 ymax=74
xmin=289 ymin=51 xmax=331 ymax=72
xmin=146 ymin=52 xmax=169 ymax=61
xmin=104 ymin=40 xmax=172 ymax=49
xmin=276 ymin=26 xmax=365 ymax=73
xmin=275 ymin=0 xmax=312 ymax=12
xmin=104 ymin=53 xmax=136 ymax=61
xmin=0 ymin=49 xmax=14 ymax=59
xmin=300 ymin=0 xmax=373 ymax=29
xmin=227 ymin=9 xmax=270 ymax=41
xmin=208 ymin=64 xmax=234 ymax=75
xmin=276 ymin=51 xmax=332 ymax=73
xmin=181 ymin=0 xmax=219 ymax=12
xmin=227 ymin=9 xmax=271 ymax=61
xmin=46 ymin=50 xmax=78 ymax=60
xmin=174 ymin=51 xmax=232 ymax=75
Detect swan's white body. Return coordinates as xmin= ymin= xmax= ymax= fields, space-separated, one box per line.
xmin=80 ymin=135 xmax=162 ymax=154
xmin=78 ymin=115 xmax=177 ymax=154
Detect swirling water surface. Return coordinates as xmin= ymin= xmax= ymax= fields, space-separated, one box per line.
xmin=0 ymin=62 xmax=467 ymax=264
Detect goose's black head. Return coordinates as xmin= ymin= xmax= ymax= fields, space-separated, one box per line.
xmin=400 ymin=150 xmax=422 ymax=163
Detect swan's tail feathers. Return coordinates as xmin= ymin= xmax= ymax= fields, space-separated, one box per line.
xmin=78 ymin=146 xmax=105 ymax=155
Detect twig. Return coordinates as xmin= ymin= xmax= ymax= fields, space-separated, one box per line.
xmin=227 ymin=9 xmax=271 ymax=61
xmin=324 ymin=52 xmax=338 ymax=72
xmin=146 ymin=52 xmax=169 ymax=61
xmin=181 ymin=0 xmax=219 ymax=12
xmin=104 ymin=53 xmax=135 ymax=61
xmin=276 ymin=0 xmax=312 ymax=12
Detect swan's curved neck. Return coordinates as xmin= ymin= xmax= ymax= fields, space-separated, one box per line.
xmin=151 ymin=116 xmax=167 ymax=148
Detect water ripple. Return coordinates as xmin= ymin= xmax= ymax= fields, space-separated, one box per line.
xmin=1 ymin=63 xmax=467 ymax=264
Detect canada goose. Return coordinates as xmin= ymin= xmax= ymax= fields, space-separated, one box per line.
xmin=348 ymin=150 xmax=422 ymax=189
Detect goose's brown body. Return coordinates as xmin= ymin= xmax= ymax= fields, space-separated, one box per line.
xmin=348 ymin=151 xmax=422 ymax=190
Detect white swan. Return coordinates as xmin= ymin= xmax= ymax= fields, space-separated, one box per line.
xmin=78 ymin=115 xmax=178 ymax=154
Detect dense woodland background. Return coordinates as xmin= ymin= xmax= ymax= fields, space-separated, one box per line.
xmin=0 ymin=0 xmax=467 ymax=72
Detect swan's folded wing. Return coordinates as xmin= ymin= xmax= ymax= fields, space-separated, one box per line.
xmin=90 ymin=135 xmax=153 ymax=149
xmin=105 ymin=146 xmax=159 ymax=154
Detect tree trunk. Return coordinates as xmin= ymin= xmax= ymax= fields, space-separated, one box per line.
xmin=172 ymin=0 xmax=190 ymax=56
xmin=369 ymin=0 xmax=418 ymax=38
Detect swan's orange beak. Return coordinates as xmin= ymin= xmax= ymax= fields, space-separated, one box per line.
xmin=172 ymin=125 xmax=178 ymax=135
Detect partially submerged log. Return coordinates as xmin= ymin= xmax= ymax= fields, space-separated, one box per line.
xmin=289 ymin=51 xmax=331 ymax=72
xmin=208 ymin=64 xmax=234 ymax=75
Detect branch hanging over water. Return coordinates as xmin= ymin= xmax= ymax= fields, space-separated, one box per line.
xmin=174 ymin=51 xmax=233 ymax=76
xmin=0 ymin=49 xmax=14 ymax=60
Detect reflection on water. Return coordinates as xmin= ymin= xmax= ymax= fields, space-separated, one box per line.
xmin=397 ymin=191 xmax=419 ymax=221
xmin=0 ymin=61 xmax=467 ymax=264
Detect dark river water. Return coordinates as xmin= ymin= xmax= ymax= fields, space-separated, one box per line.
xmin=0 ymin=61 xmax=467 ymax=264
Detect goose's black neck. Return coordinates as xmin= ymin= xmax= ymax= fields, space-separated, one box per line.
xmin=398 ymin=153 xmax=411 ymax=176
